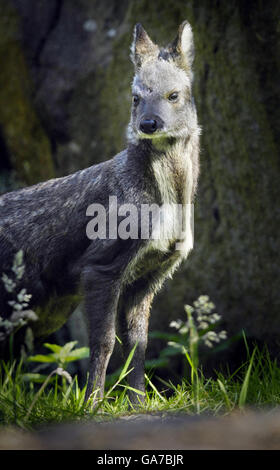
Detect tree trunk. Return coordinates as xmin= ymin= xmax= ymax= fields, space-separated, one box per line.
xmin=1 ymin=0 xmax=280 ymax=364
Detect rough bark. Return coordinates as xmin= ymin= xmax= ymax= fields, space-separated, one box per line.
xmin=0 ymin=0 xmax=55 ymax=187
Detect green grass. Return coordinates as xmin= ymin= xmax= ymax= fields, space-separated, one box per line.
xmin=1 ymin=343 xmax=280 ymax=430
xmin=1 ymin=265 xmax=278 ymax=430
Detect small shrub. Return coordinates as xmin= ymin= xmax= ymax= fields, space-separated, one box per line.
xmin=148 ymin=295 xmax=227 ymax=374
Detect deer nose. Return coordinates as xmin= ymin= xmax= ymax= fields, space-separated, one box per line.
xmin=140 ymin=119 xmax=158 ymax=134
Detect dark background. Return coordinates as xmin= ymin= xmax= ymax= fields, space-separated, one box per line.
xmin=0 ymin=0 xmax=279 ymax=381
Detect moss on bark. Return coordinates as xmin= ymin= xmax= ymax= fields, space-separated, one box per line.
xmin=0 ymin=0 xmax=54 ymax=185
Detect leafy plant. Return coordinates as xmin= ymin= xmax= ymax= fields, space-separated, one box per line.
xmin=27 ymin=341 xmax=89 ymax=370
xmin=24 ymin=341 xmax=89 ymax=388
xmin=148 ymin=295 xmax=227 ymax=374
xmin=1 ymin=336 xmax=280 ymax=428
xmin=0 ymin=250 xmax=38 ymax=357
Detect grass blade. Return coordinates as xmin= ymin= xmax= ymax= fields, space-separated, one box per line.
xmin=118 ymin=342 xmax=137 ymax=381
xmin=217 ymin=378 xmax=231 ymax=411
xmin=238 ymin=347 xmax=257 ymax=409
xmin=145 ymin=373 xmax=165 ymax=402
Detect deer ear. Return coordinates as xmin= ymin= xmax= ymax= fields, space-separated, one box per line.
xmin=130 ymin=23 xmax=159 ymax=68
xmin=169 ymin=21 xmax=194 ymax=71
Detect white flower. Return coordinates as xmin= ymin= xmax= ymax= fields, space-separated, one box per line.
xmin=197 ymin=321 xmax=209 ymax=330
xmin=10 ymin=310 xmax=38 ymax=323
xmin=219 ymin=330 xmax=227 ymax=340
xmin=170 ymin=320 xmax=183 ymax=330
xmin=179 ymin=325 xmax=189 ymax=334
xmin=17 ymin=289 xmax=32 ymax=303
xmin=184 ymin=304 xmax=194 ymax=315
xmin=1 ymin=273 xmax=16 ymax=293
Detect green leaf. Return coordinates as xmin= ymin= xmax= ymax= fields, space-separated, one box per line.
xmin=118 ymin=384 xmax=145 ymax=396
xmin=60 ymin=341 xmax=78 ymax=355
xmin=27 ymin=354 xmax=57 ymax=363
xmin=43 ymin=343 xmax=62 ymax=354
xmin=63 ymin=347 xmax=89 ymax=362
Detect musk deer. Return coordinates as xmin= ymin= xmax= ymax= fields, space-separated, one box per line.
xmin=0 ymin=21 xmax=200 ymax=403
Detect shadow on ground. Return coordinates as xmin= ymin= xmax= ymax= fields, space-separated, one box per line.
xmin=1 ymin=410 xmax=280 ymax=450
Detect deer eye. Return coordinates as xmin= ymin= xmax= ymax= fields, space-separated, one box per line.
xmin=168 ymin=92 xmax=179 ymax=102
xmin=133 ymin=95 xmax=140 ymax=106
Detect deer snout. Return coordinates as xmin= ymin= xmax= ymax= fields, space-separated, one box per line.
xmin=139 ymin=117 xmax=163 ymax=134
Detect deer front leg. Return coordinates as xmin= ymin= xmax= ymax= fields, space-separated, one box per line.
xmin=83 ymin=268 xmax=121 ymax=403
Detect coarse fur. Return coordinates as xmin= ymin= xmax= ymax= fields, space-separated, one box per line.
xmin=0 ymin=21 xmax=200 ymax=402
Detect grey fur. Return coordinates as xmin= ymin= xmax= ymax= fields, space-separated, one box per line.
xmin=0 ymin=21 xmax=200 ymax=403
